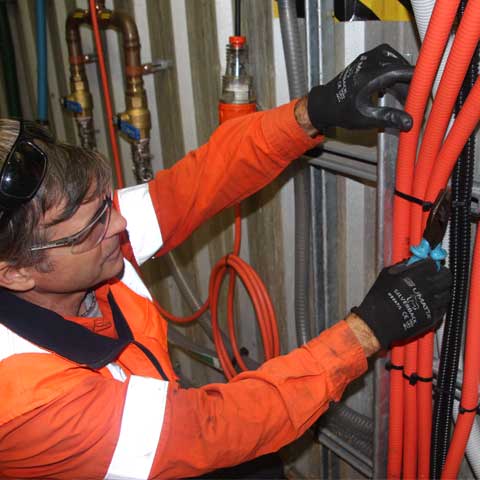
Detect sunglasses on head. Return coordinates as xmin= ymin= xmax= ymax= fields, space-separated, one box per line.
xmin=0 ymin=120 xmax=52 ymax=213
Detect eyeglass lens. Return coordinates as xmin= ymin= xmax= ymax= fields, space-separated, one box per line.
xmin=71 ymin=201 xmax=112 ymax=254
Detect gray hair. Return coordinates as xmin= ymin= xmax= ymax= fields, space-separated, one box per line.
xmin=0 ymin=119 xmax=112 ymax=269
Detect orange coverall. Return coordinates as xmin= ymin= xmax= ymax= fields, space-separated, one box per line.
xmin=0 ymin=101 xmax=367 ymax=479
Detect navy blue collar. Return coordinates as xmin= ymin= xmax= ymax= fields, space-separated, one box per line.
xmin=0 ymin=288 xmax=132 ymax=369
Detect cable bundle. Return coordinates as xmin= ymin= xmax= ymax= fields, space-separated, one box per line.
xmin=388 ymin=0 xmax=480 ymax=477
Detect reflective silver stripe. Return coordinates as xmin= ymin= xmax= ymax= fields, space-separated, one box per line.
xmin=0 ymin=324 xmax=48 ymax=362
xmin=106 ymin=363 xmax=128 ymax=383
xmin=105 ymin=375 xmax=168 ymax=480
xmin=120 ymin=259 xmax=153 ymax=300
xmin=117 ymin=183 xmax=163 ymax=265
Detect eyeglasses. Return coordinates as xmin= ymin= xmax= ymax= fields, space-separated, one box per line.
xmin=31 ymin=195 xmax=113 ymax=254
xmin=0 ymin=121 xmax=52 ymax=212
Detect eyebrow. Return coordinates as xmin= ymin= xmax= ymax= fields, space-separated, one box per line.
xmin=46 ymin=194 xmax=108 ymax=234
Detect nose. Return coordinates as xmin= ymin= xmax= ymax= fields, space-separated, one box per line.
xmin=106 ymin=206 xmax=127 ymax=238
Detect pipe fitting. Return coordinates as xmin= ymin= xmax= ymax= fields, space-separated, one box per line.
xmin=65 ymin=9 xmax=94 ymax=120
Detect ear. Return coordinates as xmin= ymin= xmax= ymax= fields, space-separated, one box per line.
xmin=0 ymin=262 xmax=35 ymax=292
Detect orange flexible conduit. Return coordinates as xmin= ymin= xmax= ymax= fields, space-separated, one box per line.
xmin=88 ymin=2 xmax=279 ymax=380
xmin=388 ymin=1 xmax=460 ymax=476
xmin=406 ymin=2 xmax=480 ymax=477
xmin=88 ymin=0 xmax=124 ymax=189
xmin=390 ymin=0 xmax=480 ymax=477
xmin=415 ymin=3 xmax=480 ymax=476
xmin=426 ymin=76 xmax=480 ymax=480
xmin=442 ymin=230 xmax=480 ymax=479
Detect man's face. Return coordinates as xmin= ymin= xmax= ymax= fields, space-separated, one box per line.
xmin=29 ymin=192 xmax=127 ymax=295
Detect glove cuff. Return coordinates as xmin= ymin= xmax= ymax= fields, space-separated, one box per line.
xmin=350 ymin=306 xmax=388 ymax=350
xmin=307 ymin=85 xmax=330 ymax=131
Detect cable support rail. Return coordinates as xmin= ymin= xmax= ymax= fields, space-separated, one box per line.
xmin=307 ymin=148 xmax=480 ymax=198
xmin=322 ymin=139 xmax=378 ymax=163
xmin=317 ymin=428 xmax=373 ymax=478
xmin=307 ymin=151 xmax=376 ymax=185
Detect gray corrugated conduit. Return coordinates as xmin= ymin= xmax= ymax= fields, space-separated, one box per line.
xmin=277 ymin=0 xmax=312 ymax=346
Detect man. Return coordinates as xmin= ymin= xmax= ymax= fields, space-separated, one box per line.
xmin=0 ymin=45 xmax=450 ymax=479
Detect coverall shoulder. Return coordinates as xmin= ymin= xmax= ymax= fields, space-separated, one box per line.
xmin=0 ymin=101 xmax=367 ymax=480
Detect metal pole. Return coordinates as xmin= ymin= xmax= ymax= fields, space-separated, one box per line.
xmin=373 ymin=96 xmax=398 ymax=478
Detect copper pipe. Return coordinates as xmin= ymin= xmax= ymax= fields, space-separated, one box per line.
xmin=65 ymin=4 xmax=152 ymax=181
xmin=65 ymin=9 xmax=96 ymax=148
xmin=98 ymin=7 xmax=151 ymax=143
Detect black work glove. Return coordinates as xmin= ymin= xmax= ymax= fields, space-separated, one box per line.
xmin=307 ymin=43 xmax=414 ymax=132
xmin=351 ymin=258 xmax=451 ymax=350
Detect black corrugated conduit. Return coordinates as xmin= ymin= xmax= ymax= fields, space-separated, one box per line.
xmin=430 ymin=2 xmax=479 ymax=475
xmin=277 ymin=0 xmax=312 ymax=346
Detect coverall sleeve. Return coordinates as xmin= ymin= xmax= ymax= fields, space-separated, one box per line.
xmin=0 ymin=322 xmax=366 ymax=480
xmin=116 ymin=100 xmax=322 ymax=265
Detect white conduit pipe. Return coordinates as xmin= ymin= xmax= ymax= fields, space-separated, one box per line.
xmin=411 ymin=0 xmax=454 ymax=95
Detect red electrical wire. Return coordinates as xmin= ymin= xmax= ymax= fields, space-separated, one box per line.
xmin=88 ymin=0 xmax=125 ymax=189
xmin=387 ymin=2 xmax=460 ymax=476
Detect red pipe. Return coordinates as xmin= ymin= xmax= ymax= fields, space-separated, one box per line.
xmin=88 ymin=0 xmax=125 ymax=188
xmin=387 ymin=1 xmax=460 ymax=476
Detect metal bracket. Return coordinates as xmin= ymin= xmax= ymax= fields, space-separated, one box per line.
xmin=142 ymin=59 xmax=173 ymax=74
xmin=83 ymin=53 xmax=98 ymax=64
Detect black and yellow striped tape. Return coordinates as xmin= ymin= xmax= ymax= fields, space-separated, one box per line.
xmin=335 ymin=0 xmax=413 ymax=22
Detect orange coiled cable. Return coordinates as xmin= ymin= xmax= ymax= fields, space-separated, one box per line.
xmin=156 ymin=203 xmax=281 ymax=380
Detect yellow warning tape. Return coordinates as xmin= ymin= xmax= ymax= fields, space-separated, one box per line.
xmin=355 ymin=0 xmax=411 ymax=21
xmin=273 ymin=0 xmax=410 ymax=22
xmin=272 ymin=1 xmax=279 ymax=19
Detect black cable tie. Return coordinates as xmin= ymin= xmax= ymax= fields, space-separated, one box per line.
xmin=470 ymin=198 xmax=480 ymax=223
xmin=394 ymin=190 xmax=434 ymax=211
xmin=458 ymin=404 xmax=480 ymax=415
xmin=451 ymin=197 xmax=479 ymax=209
xmin=402 ymin=371 xmax=433 ymax=386
xmin=451 ymin=196 xmax=480 ymax=222
xmin=385 ymin=360 xmax=404 ymax=371
xmin=471 ymin=210 xmax=480 ymax=224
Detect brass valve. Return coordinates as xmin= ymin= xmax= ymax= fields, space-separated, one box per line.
xmin=61 ymin=87 xmax=93 ymax=118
